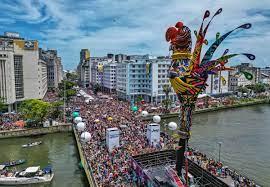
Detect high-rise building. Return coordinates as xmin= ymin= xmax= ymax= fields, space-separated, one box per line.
xmin=103 ymin=63 xmax=116 ymax=92
xmin=91 ymin=61 xmax=105 ymax=86
xmin=0 ymin=32 xmax=47 ymax=111
xmin=38 ymin=59 xmax=48 ymax=98
xmin=39 ymin=49 xmax=63 ymax=89
xmin=77 ymin=49 xmax=91 ymax=87
xmin=115 ymin=54 xmax=127 ymax=62
xmin=116 ymin=57 xmax=177 ymax=104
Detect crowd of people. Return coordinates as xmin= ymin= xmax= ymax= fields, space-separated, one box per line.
xmin=188 ymin=148 xmax=258 ymax=187
xmin=71 ymin=91 xmax=176 ymax=186
xmin=71 ymin=89 xmax=260 ymax=187
xmin=0 ymin=113 xmax=23 ymax=131
xmin=43 ymin=91 xmax=59 ymax=102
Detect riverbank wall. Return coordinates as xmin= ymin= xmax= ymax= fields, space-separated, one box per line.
xmin=73 ymin=127 xmax=98 ymax=187
xmin=143 ymin=99 xmax=269 ymax=120
xmin=0 ymin=124 xmax=72 ymax=139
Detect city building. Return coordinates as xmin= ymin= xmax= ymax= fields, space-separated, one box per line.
xmin=261 ymin=73 xmax=270 ymax=84
xmin=91 ymin=61 xmax=105 ymax=86
xmin=261 ymin=67 xmax=270 ymax=76
xmin=228 ymin=69 xmax=239 ymax=92
xmin=39 ymin=49 xmax=63 ymax=89
xmin=0 ymin=32 xmax=47 ymax=111
xmin=228 ymin=63 xmax=262 ymax=92
xmin=77 ymin=49 xmax=91 ymax=87
xmin=38 ymin=59 xmax=48 ymax=98
xmin=233 ymin=63 xmax=261 ymax=84
xmin=115 ymin=54 xmax=127 ymax=62
xmin=205 ymin=71 xmax=229 ymax=95
xmin=103 ymin=63 xmax=117 ymax=92
xmin=116 ymin=56 xmax=177 ymax=104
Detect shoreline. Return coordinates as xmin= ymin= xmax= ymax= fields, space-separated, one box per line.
xmin=73 ymin=126 xmax=97 ymax=187
xmin=0 ymin=124 xmax=72 ymax=139
xmin=142 ymin=99 xmax=270 ymax=120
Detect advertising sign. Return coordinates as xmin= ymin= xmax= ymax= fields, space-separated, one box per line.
xmin=147 ymin=123 xmax=160 ymax=146
xmin=106 ymin=127 xmax=120 ymax=151
xmin=24 ymin=40 xmax=35 ymax=50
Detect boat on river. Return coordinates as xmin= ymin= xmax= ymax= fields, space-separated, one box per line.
xmin=0 ymin=166 xmax=54 ymax=185
xmin=1 ymin=159 xmax=26 ymax=167
xmin=22 ymin=141 xmax=42 ymax=148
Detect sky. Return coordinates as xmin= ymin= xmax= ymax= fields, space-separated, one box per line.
xmin=0 ymin=0 xmax=269 ymax=70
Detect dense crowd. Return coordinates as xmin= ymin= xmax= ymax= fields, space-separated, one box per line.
xmin=188 ymin=148 xmax=258 ymax=187
xmin=0 ymin=113 xmax=23 ymax=131
xmin=71 ymin=92 xmax=176 ymax=186
xmin=43 ymin=91 xmax=59 ymax=102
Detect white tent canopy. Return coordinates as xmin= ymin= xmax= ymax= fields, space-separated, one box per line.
xmin=78 ymin=90 xmax=94 ymax=100
xmin=198 ymin=94 xmax=210 ymax=99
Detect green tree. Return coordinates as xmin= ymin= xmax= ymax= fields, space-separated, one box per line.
xmin=58 ymin=80 xmax=77 ymax=101
xmin=136 ymin=95 xmax=143 ymax=103
xmin=237 ymin=86 xmax=249 ymax=93
xmin=0 ymin=97 xmax=6 ymax=112
xmin=19 ymin=99 xmax=52 ymax=125
xmin=162 ymin=85 xmax=172 ymax=112
xmin=162 ymin=99 xmax=172 ymax=113
xmin=93 ymin=84 xmax=101 ymax=95
xmin=59 ymin=89 xmax=76 ymax=101
xmin=66 ymin=72 xmax=78 ymax=81
xmin=50 ymin=101 xmax=64 ymax=120
xmin=58 ymin=80 xmax=76 ymax=90
xmin=246 ymin=83 xmax=265 ymax=94
xmin=253 ymin=83 xmax=265 ymax=93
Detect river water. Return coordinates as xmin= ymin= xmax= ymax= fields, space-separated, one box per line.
xmin=163 ymin=104 xmax=270 ymax=186
xmin=0 ymin=133 xmax=88 ymax=187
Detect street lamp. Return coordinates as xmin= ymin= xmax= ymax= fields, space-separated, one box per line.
xmin=217 ymin=142 xmax=222 ymax=163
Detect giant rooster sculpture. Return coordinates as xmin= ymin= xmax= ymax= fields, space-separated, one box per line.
xmin=165 ymin=8 xmax=255 ymax=184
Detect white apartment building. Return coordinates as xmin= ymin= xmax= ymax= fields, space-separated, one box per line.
xmin=205 ymin=71 xmax=229 ymax=95
xmin=103 ymin=63 xmax=116 ymax=92
xmin=0 ymin=32 xmax=47 ymax=111
xmin=116 ymin=57 xmax=177 ymax=104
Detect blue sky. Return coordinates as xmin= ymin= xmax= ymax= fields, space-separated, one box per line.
xmin=0 ymin=0 xmax=269 ymax=70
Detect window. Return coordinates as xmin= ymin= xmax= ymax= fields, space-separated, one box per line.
xmin=14 ymin=55 xmax=24 ymax=99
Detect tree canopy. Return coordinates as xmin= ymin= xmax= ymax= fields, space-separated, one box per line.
xmin=19 ymin=99 xmax=51 ymax=125
xmin=0 ymin=97 xmax=6 ymax=112
xmin=237 ymin=86 xmax=249 ymax=93
xmin=49 ymin=101 xmax=64 ymax=120
xmin=66 ymin=72 xmax=78 ymax=81
xmin=58 ymin=80 xmax=77 ymax=101
xmin=93 ymin=84 xmax=101 ymax=95
xmin=58 ymin=80 xmax=76 ymax=90
xmin=246 ymin=83 xmax=266 ymax=93
xmin=162 ymin=85 xmax=172 ymax=112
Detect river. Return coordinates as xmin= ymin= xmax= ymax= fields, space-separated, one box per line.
xmin=0 ymin=133 xmax=88 ymax=187
xmin=163 ymin=104 xmax=270 ymax=186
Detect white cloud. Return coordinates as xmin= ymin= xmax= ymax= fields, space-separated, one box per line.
xmin=1 ymin=0 xmax=269 ymax=69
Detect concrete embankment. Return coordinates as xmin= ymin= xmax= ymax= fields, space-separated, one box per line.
xmin=73 ymin=127 xmax=98 ymax=187
xmin=0 ymin=124 xmax=72 ymax=139
xmin=143 ymin=99 xmax=270 ymax=120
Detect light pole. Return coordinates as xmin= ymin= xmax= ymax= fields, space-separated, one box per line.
xmin=218 ymin=142 xmax=222 ymax=163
